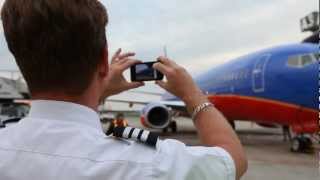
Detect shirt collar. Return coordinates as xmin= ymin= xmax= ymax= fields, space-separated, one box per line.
xmin=28 ymin=100 xmax=103 ymax=132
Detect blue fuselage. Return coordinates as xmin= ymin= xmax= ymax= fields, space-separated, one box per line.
xmin=165 ymin=43 xmax=318 ymax=110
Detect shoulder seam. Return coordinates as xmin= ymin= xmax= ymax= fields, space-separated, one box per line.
xmin=0 ymin=146 xmax=152 ymax=165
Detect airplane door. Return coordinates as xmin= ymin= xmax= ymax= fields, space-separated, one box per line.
xmin=252 ymin=54 xmax=271 ymax=92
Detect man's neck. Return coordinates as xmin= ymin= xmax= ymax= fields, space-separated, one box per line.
xmin=32 ymin=92 xmax=100 ymax=111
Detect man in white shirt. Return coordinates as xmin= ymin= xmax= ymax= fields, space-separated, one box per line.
xmin=0 ymin=0 xmax=247 ymax=180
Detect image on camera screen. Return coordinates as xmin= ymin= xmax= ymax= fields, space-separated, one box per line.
xmin=135 ymin=64 xmax=155 ymax=80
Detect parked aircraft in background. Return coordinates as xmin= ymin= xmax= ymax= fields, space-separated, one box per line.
xmin=0 ymin=73 xmax=30 ymax=128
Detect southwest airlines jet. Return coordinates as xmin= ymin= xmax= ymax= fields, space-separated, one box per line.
xmin=133 ymin=42 xmax=319 ymax=153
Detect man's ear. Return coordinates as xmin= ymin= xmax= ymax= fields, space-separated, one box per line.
xmin=98 ymin=47 xmax=109 ymax=78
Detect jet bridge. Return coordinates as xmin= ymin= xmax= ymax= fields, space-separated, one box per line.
xmin=300 ymin=11 xmax=319 ymax=43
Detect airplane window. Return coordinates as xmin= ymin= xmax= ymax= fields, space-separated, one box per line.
xmin=287 ymin=54 xmax=316 ymax=68
xmin=314 ymin=53 xmax=319 ymax=61
xmin=300 ymin=54 xmax=313 ymax=66
xmin=287 ymin=56 xmax=300 ymax=67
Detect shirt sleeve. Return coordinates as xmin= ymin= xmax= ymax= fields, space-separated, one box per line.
xmin=152 ymin=139 xmax=236 ymax=180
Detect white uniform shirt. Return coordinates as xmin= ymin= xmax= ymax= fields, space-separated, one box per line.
xmin=0 ymin=100 xmax=235 ymax=180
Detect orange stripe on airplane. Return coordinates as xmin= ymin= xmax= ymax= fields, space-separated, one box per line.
xmin=207 ymin=94 xmax=318 ymax=134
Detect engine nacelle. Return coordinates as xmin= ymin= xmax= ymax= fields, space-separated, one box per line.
xmin=140 ymin=103 xmax=170 ymax=129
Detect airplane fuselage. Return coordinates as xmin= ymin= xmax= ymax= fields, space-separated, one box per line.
xmin=164 ymin=43 xmax=318 ymax=134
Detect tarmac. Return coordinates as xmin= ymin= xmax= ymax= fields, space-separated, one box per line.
xmin=118 ymin=116 xmax=320 ymax=180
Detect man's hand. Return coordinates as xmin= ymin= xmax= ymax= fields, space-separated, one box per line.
xmin=153 ymin=57 xmax=207 ymax=112
xmin=102 ymin=48 xmax=144 ymax=99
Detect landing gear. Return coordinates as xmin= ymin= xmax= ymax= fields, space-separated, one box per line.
xmin=162 ymin=121 xmax=178 ymax=133
xmin=282 ymin=126 xmax=292 ymax=142
xmin=290 ymin=135 xmax=313 ymax=153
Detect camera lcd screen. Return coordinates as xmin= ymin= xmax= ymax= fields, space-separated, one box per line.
xmin=135 ymin=63 xmax=156 ymax=81
xmin=130 ymin=61 xmax=164 ymax=82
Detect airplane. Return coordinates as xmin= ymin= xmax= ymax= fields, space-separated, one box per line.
xmin=0 ymin=77 xmax=24 ymax=100
xmin=0 ymin=75 xmax=30 ymax=128
xmin=0 ymin=100 xmax=30 ymax=128
xmin=0 ymin=70 xmax=30 ymax=99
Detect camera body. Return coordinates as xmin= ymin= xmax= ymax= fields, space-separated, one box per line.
xmin=130 ymin=61 xmax=164 ymax=82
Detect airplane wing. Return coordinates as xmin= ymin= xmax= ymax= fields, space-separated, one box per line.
xmin=157 ymin=100 xmax=186 ymax=112
xmin=106 ymin=97 xmax=186 ymax=112
xmin=106 ymin=98 xmax=184 ymax=106
xmin=158 ymin=100 xmax=185 ymax=107
xmin=106 ymin=98 xmax=148 ymax=105
xmin=105 ymin=90 xmax=187 ymax=115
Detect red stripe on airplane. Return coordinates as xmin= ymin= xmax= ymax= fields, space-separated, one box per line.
xmin=207 ymin=95 xmax=319 ymax=134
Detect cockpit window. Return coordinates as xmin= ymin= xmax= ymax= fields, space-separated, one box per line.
xmin=287 ymin=56 xmax=300 ymax=66
xmin=287 ymin=53 xmax=317 ymax=68
xmin=300 ymin=54 xmax=313 ymax=66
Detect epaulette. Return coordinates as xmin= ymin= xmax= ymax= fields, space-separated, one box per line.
xmin=112 ymin=126 xmax=159 ymax=148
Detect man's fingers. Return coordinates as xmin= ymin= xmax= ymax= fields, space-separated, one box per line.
xmin=157 ymin=56 xmax=171 ymax=66
xmin=118 ymin=52 xmax=135 ymax=60
xmin=126 ymin=82 xmax=145 ymax=90
xmin=111 ymin=48 xmax=122 ymax=63
xmin=157 ymin=56 xmax=180 ymax=69
xmin=155 ymin=80 xmax=168 ymax=90
xmin=111 ymin=49 xmax=135 ymax=65
xmin=120 ymin=59 xmax=141 ymax=71
xmin=153 ymin=62 xmax=170 ymax=75
xmin=117 ymin=53 xmax=136 ymax=65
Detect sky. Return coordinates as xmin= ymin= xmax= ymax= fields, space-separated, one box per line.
xmin=102 ymin=0 xmax=317 ymax=73
xmin=0 ymin=0 xmax=317 ymax=90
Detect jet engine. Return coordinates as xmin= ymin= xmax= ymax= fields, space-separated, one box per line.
xmin=140 ymin=103 xmax=170 ymax=129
